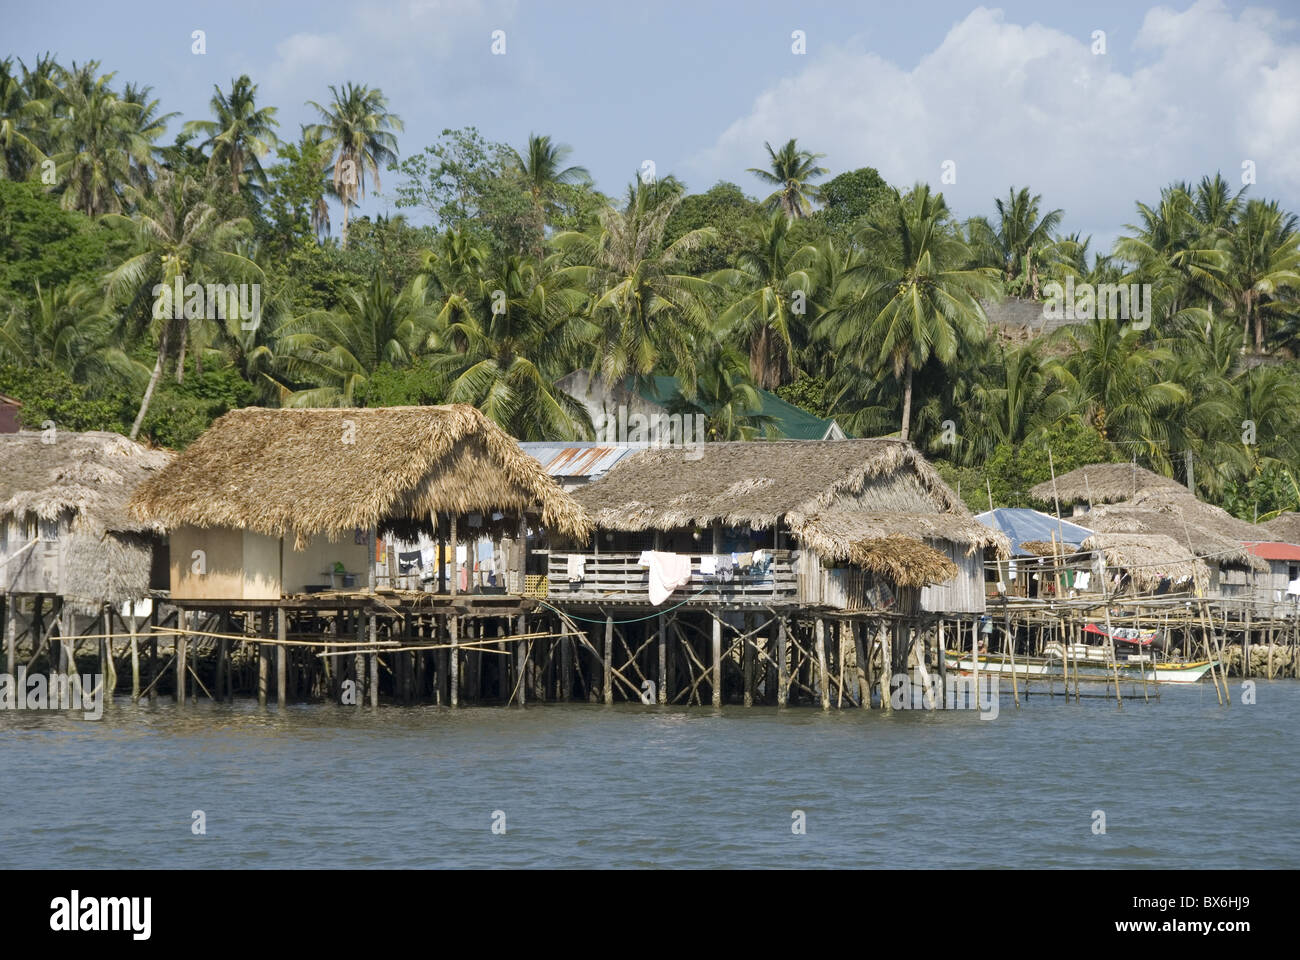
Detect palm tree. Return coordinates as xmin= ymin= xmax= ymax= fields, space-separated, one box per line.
xmin=120 ymin=82 xmax=178 ymax=190
xmin=965 ymin=187 xmax=1064 ymax=297
xmin=712 ymin=213 xmax=825 ymax=388
xmin=305 ymin=83 xmax=402 ymax=246
xmin=0 ymin=57 xmax=47 ymax=180
xmin=1113 ymin=183 xmax=1221 ymax=326
xmin=511 ymin=133 xmax=589 ymax=227
xmin=550 ymin=181 xmax=717 ymax=389
xmin=276 ymin=274 xmax=433 ymax=406
xmin=423 ymin=256 xmax=591 ymax=439
xmin=825 ymin=184 xmax=1000 ymax=441
xmin=183 ymin=75 xmax=279 ymax=195
xmin=748 ymin=138 xmax=827 ymax=220
xmin=1046 ymin=311 xmax=1187 ymax=455
xmin=48 ymin=61 xmax=154 ymax=216
xmin=958 ymin=340 xmax=1071 ymax=464
xmin=1215 ymin=199 xmax=1300 ymax=353
xmin=102 ymin=169 xmax=261 ymax=437
xmin=0 ymin=281 xmax=142 ymax=389
xmin=665 ymin=336 xmax=776 ymax=440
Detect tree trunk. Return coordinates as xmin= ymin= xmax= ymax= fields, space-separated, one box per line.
xmin=175 ymin=321 xmax=187 ymax=384
xmin=129 ymin=323 xmax=171 ymax=441
xmin=899 ymin=357 xmax=914 ymax=442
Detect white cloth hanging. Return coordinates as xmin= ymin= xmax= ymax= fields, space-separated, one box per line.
xmin=644 ymin=551 xmax=692 ymax=604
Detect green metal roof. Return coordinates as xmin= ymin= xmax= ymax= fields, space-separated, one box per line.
xmin=632 ymin=376 xmax=844 ymax=440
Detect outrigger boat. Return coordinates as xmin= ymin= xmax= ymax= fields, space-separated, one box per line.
xmin=945 ymin=621 xmax=1217 ymax=685
xmin=944 ymin=651 xmax=1216 ymax=684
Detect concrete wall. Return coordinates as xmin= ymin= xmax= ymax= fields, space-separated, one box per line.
xmin=169 ymin=525 xmax=281 ymax=600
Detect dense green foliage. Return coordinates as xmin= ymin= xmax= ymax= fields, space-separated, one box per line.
xmin=2 ymin=54 xmax=1299 ymax=520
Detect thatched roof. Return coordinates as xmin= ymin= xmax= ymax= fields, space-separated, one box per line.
xmin=571 ymin=438 xmax=965 ymax=531
xmin=1081 ymin=533 xmax=1209 ymax=591
xmin=1029 ymin=462 xmax=1186 ymax=506
xmin=789 ymin=509 xmax=1010 ymax=561
xmin=844 ymin=535 xmax=959 ymax=588
xmin=129 ymin=405 xmax=591 ymax=547
xmin=1 ymin=431 xmax=171 ymax=535
xmin=1262 ymin=512 xmax=1300 ymax=544
xmin=1082 ymin=493 xmax=1266 ymax=571
xmin=1019 ymin=539 xmax=1079 ymax=557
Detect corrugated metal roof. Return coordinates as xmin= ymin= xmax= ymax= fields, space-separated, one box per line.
xmin=518 ymin=442 xmax=637 ymax=479
xmin=1245 ymin=541 xmax=1300 ymax=561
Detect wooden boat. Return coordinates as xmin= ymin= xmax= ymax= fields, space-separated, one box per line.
xmin=944 ymin=649 xmax=1217 ymax=685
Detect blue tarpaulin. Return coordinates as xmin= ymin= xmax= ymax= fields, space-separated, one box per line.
xmin=975 ymin=508 xmax=1093 ymax=557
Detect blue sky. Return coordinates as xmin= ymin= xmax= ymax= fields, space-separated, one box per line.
xmin=7 ymin=0 xmax=1299 ymax=252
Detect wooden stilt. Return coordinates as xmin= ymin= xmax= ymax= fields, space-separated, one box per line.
xmin=176 ymin=631 xmax=187 ymax=706
xmin=560 ymin=624 xmax=573 ymax=701
xmin=516 ymin=615 xmax=528 ymax=706
xmin=814 ymin=617 xmax=830 ymax=711
xmin=777 ymin=618 xmax=789 ymax=706
xmin=742 ymin=611 xmax=755 ymax=707
xmin=368 ymin=614 xmax=379 ymax=708
xmin=449 ymin=615 xmax=459 ymax=707
xmin=880 ymin=620 xmax=893 ymax=714
xmin=604 ymin=614 xmax=614 ymax=705
xmin=258 ymin=611 xmax=269 ymax=707
xmin=148 ymin=605 xmax=157 ymax=703
xmin=853 ymin=620 xmax=870 ymax=708
xmin=276 ymin=609 xmax=287 ymax=706
xmin=711 ymin=613 xmax=722 ymax=708
xmin=4 ymin=595 xmax=16 ymax=681
xmin=657 ymin=613 xmax=668 ymax=705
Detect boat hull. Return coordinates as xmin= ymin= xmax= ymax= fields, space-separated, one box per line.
xmin=944 ymin=652 xmax=1216 ymax=685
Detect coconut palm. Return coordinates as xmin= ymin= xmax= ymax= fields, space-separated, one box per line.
xmin=958 ymin=341 xmax=1072 ymax=464
xmin=0 ymin=281 xmax=143 ymax=390
xmin=1046 ymin=311 xmax=1187 ymax=456
xmin=747 ymin=138 xmax=827 ymax=220
xmin=965 ymin=187 xmax=1064 ymax=297
xmin=511 ymin=133 xmax=589 ymax=225
xmin=1113 ymin=183 xmax=1222 ymax=326
xmin=665 ymin=336 xmax=777 ymax=440
xmin=1215 ymin=199 xmax=1300 ymax=353
xmin=102 ymin=169 xmax=261 ymax=437
xmin=824 ymin=184 xmax=1000 ymax=441
xmin=48 ymin=61 xmax=154 ymax=215
xmin=183 ymin=75 xmax=279 ymax=195
xmin=712 ymin=213 xmax=825 ymax=388
xmin=550 ymin=180 xmax=717 ymax=389
xmin=423 ymin=256 xmax=591 ymax=439
xmin=276 ymin=274 xmax=434 ymax=406
xmin=305 ymin=83 xmax=402 ymax=245
xmin=0 ymin=57 xmax=47 ymax=179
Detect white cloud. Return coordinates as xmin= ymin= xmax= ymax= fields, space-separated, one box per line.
xmin=691 ymin=1 xmax=1300 ymax=251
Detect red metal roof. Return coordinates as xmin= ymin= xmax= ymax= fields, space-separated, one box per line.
xmin=1244 ymin=541 xmax=1300 ymax=561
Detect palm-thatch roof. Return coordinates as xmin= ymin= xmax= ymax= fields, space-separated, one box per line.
xmin=1 ymin=431 xmax=171 ymax=535
xmin=570 ymin=438 xmax=967 ymax=532
xmin=1261 ymin=512 xmax=1300 ymax=544
xmin=128 ymin=405 xmax=590 ymax=547
xmin=1 ymin=431 xmax=171 ymax=608
xmin=1082 ymin=493 xmax=1265 ymax=571
xmin=843 ymin=535 xmax=959 ymax=588
xmin=1081 ymin=533 xmax=1209 ymax=591
xmin=1029 ymin=462 xmax=1186 ymax=506
xmin=788 ymin=509 xmax=1010 ymax=561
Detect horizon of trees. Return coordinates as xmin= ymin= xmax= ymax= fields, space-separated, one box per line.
xmin=2 ymin=55 xmax=1299 ymax=521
